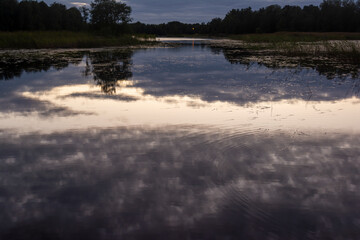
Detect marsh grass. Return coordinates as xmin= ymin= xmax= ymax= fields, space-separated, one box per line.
xmin=229 ymin=32 xmax=360 ymax=43
xmin=228 ymin=37 xmax=360 ymax=63
xmin=0 ymin=31 xmax=156 ymax=49
xmin=267 ymin=40 xmax=360 ymax=62
xmin=213 ymin=36 xmax=360 ymax=78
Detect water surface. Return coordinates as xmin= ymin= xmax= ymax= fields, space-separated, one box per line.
xmin=0 ymin=41 xmax=360 ymax=239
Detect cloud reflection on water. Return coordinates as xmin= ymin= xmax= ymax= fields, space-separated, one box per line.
xmin=0 ymin=45 xmax=359 ymax=239
xmin=0 ymin=46 xmax=359 ymax=133
xmin=0 ymin=127 xmax=359 ymax=239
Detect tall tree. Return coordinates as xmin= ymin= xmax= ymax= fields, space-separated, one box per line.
xmin=0 ymin=0 xmax=18 ymax=31
xmin=79 ymin=6 xmax=89 ymax=23
xmin=65 ymin=7 xmax=83 ymax=31
xmin=90 ymin=0 xmax=131 ymax=34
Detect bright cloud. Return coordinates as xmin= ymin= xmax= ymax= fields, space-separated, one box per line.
xmin=70 ymin=2 xmax=90 ymax=7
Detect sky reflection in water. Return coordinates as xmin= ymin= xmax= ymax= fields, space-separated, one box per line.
xmin=0 ymin=44 xmax=360 ymax=239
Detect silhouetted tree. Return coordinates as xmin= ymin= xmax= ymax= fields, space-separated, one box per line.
xmin=208 ymin=18 xmax=223 ymax=34
xmin=0 ymin=0 xmax=84 ymax=31
xmin=65 ymin=7 xmax=83 ymax=31
xmin=0 ymin=0 xmax=18 ymax=31
xmin=130 ymin=0 xmax=360 ymax=35
xmin=2 ymin=0 xmax=360 ymax=34
xmin=80 ymin=6 xmax=89 ymax=23
xmin=90 ymin=0 xmax=131 ymax=34
xmin=17 ymin=0 xmax=44 ymax=30
xmin=302 ymin=5 xmax=320 ymax=31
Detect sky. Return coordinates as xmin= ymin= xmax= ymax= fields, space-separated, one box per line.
xmin=49 ymin=0 xmax=323 ymax=24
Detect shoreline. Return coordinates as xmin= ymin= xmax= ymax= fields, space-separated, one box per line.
xmin=2 ymin=31 xmax=360 ymax=49
xmin=0 ymin=31 xmax=157 ymax=49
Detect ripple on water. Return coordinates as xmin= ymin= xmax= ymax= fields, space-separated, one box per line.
xmin=0 ymin=126 xmax=360 ymax=239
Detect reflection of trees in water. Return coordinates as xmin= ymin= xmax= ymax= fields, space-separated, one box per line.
xmin=1 ymin=48 xmax=359 ymax=83
xmin=0 ymin=51 xmax=85 ymax=80
xmin=83 ymin=50 xmax=133 ymax=94
xmin=219 ymin=47 xmax=360 ymax=97
xmin=1 ymin=47 xmax=359 ymax=97
xmin=220 ymin=47 xmax=360 ymax=80
xmin=0 ymin=49 xmax=134 ymax=95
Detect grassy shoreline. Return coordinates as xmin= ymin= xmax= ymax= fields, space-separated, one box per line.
xmin=2 ymin=31 xmax=360 ymax=49
xmin=0 ymin=31 xmax=156 ymax=49
xmin=227 ymin=32 xmax=360 ymax=43
xmin=161 ymin=32 xmax=360 ymax=42
xmin=1 ymin=31 xmax=360 ymax=63
xmin=205 ymin=32 xmax=360 ymax=63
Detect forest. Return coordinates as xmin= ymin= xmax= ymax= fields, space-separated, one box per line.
xmin=0 ymin=0 xmax=130 ymax=33
xmin=0 ymin=0 xmax=84 ymax=31
xmin=1 ymin=0 xmax=360 ymax=35
xmin=132 ymin=0 xmax=360 ymax=35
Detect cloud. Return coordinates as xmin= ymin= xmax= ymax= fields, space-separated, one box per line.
xmin=42 ymin=0 xmax=323 ymax=23
xmin=127 ymin=0 xmax=323 ymax=23
xmin=70 ymin=1 xmax=90 ymax=7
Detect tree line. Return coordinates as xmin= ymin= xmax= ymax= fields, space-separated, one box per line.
xmin=131 ymin=0 xmax=360 ymax=35
xmin=0 ymin=0 xmax=84 ymax=31
xmin=0 ymin=0 xmax=131 ymax=33
xmin=1 ymin=0 xmax=360 ymax=34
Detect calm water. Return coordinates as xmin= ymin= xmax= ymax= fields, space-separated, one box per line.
xmin=0 ymin=39 xmax=360 ymax=239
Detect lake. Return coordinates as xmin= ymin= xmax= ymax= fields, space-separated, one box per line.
xmin=0 ymin=38 xmax=360 ymax=239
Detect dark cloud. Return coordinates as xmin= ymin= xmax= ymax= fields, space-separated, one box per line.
xmin=44 ymin=0 xmax=323 ymax=23
xmin=0 ymin=94 xmax=91 ymax=118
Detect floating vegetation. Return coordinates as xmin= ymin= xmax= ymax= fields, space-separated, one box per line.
xmin=208 ymin=39 xmax=360 ymax=79
xmin=0 ymin=48 xmax=135 ymax=95
xmin=0 ymin=50 xmax=87 ymax=80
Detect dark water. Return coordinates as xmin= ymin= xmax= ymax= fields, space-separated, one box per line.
xmin=0 ymin=40 xmax=360 ymax=239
